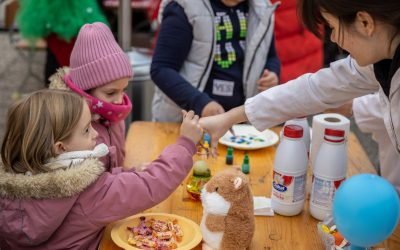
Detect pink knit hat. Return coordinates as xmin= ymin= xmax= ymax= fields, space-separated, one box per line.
xmin=69 ymin=22 xmax=133 ymax=90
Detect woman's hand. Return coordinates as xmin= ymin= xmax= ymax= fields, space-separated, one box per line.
xmin=324 ymin=100 xmax=353 ymax=118
xmin=199 ymin=106 xmax=248 ymax=156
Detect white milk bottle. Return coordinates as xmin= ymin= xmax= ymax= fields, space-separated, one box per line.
xmin=272 ymin=125 xmax=308 ymax=216
xmin=284 ymin=117 xmax=311 ymax=155
xmin=310 ymin=128 xmax=347 ymax=220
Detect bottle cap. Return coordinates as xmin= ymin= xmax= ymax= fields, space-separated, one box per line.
xmin=244 ymin=154 xmax=249 ymax=163
xmin=324 ymin=129 xmax=345 ymax=143
xmin=283 ymin=125 xmax=303 ymax=138
xmin=242 ymin=154 xmax=250 ymax=174
xmin=227 ymin=146 xmax=233 ymax=156
xmin=226 ymin=146 xmax=234 ymax=165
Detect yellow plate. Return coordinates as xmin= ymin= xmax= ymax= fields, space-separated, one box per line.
xmin=111 ymin=213 xmax=202 ymax=250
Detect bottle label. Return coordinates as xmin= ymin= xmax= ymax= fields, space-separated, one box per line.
xmin=310 ymin=176 xmax=345 ymax=208
xmin=272 ymin=170 xmax=306 ymax=203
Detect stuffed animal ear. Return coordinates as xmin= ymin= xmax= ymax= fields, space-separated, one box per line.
xmin=233 ymin=177 xmax=243 ymax=189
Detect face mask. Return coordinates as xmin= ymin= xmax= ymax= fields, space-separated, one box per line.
xmin=64 ymin=74 xmax=132 ymax=125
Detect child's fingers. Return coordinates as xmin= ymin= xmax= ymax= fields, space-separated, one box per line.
xmin=193 ymin=114 xmax=200 ymax=122
xmin=184 ymin=110 xmax=195 ymax=120
xmin=182 ymin=110 xmax=188 ymax=119
xmin=186 ymin=110 xmax=195 ymax=120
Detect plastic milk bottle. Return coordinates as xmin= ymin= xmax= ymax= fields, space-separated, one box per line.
xmin=284 ymin=117 xmax=311 ymax=155
xmin=310 ymin=129 xmax=347 ymax=220
xmin=272 ymin=125 xmax=308 ymax=216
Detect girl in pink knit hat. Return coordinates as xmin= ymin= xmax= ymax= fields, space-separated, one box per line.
xmin=0 ymin=89 xmax=202 ymax=249
xmin=50 ymin=22 xmax=146 ymax=170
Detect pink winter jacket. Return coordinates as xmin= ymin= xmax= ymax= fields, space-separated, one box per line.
xmin=0 ymin=136 xmax=196 ymax=250
xmin=92 ymin=120 xmax=126 ymax=170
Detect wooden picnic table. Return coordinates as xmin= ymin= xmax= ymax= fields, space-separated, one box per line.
xmin=99 ymin=121 xmax=376 ymax=250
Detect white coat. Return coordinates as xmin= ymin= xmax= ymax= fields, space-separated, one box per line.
xmin=353 ymin=94 xmax=400 ymax=194
xmin=245 ymin=56 xmax=400 ymax=156
xmin=245 ymin=56 xmax=400 ymax=191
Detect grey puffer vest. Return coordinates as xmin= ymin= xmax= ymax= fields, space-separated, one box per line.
xmin=152 ymin=0 xmax=278 ymax=122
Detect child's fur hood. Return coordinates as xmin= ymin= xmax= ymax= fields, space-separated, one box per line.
xmin=0 ymin=159 xmax=105 ymax=200
xmin=48 ymin=67 xmax=70 ymax=90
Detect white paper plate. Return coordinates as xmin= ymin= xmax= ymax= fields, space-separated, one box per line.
xmin=219 ymin=124 xmax=279 ymax=150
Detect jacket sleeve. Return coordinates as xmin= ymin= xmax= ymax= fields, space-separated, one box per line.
xmin=79 ymin=136 xmax=197 ymax=225
xmin=353 ymin=93 xmax=386 ymax=133
xmin=150 ymin=2 xmax=213 ymax=115
xmin=245 ymin=56 xmax=380 ymax=131
xmin=264 ymin=35 xmax=280 ymax=79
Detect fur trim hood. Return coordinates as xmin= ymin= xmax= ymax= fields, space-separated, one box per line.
xmin=0 ymin=159 xmax=105 ymax=200
xmin=48 ymin=67 xmax=70 ymax=90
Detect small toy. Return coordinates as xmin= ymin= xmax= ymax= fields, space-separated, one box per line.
xmin=204 ymin=133 xmax=211 ymax=145
xmin=225 ymin=146 xmax=233 ymax=165
xmin=200 ymin=168 xmax=254 ymax=250
xmin=198 ymin=141 xmax=210 ymax=158
xmin=241 ymin=153 xmax=250 ymax=174
xmin=317 ymin=215 xmax=349 ymax=249
xmin=186 ymin=160 xmax=211 ymax=200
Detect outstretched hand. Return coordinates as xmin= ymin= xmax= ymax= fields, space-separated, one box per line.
xmin=199 ymin=106 xmax=248 ymax=157
xmin=199 ymin=113 xmax=231 ymax=157
xmin=324 ymin=100 xmax=353 ymax=118
xmin=180 ymin=110 xmax=203 ymax=145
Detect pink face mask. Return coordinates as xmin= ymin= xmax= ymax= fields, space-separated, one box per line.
xmin=64 ymin=74 xmax=132 ymax=125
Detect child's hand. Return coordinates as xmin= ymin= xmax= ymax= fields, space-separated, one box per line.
xmin=136 ymin=162 xmax=151 ymax=171
xmin=201 ymin=101 xmax=225 ymax=117
xmin=180 ymin=110 xmax=203 ymax=144
xmin=257 ymin=69 xmax=279 ymax=92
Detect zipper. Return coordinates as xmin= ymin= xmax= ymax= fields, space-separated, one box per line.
xmin=107 ymin=126 xmax=113 ymax=168
xmin=388 ymin=106 xmax=400 ymax=153
xmin=244 ymin=19 xmax=272 ymax=85
xmin=197 ymin=2 xmax=215 ymax=89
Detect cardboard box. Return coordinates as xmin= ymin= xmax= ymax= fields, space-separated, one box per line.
xmin=5 ymin=0 xmax=19 ymax=29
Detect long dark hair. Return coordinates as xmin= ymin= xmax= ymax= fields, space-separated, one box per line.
xmin=299 ymin=0 xmax=400 ymax=42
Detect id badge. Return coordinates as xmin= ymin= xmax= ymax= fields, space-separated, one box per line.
xmin=212 ymin=79 xmax=234 ymax=96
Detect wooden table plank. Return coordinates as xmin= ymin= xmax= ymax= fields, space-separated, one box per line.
xmin=99 ymin=122 xmax=376 ymax=250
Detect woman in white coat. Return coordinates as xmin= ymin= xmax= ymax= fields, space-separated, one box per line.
xmin=199 ymin=0 xmax=400 ymax=247
xmin=352 ymin=94 xmax=400 ymax=195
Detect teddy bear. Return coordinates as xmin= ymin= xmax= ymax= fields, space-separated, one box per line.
xmin=200 ymin=168 xmax=255 ymax=250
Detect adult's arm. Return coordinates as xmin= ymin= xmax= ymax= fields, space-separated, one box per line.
xmin=353 ymin=93 xmax=385 ymax=133
xmin=246 ymin=56 xmax=379 ymax=131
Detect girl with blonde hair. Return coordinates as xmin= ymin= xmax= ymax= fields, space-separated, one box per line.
xmin=0 ymin=89 xmax=203 ymax=249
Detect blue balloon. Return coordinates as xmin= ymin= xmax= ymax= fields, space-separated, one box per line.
xmin=333 ymin=174 xmax=400 ymax=247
